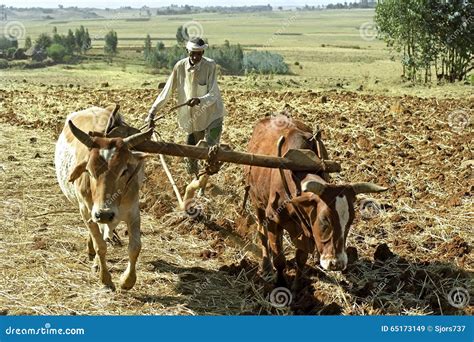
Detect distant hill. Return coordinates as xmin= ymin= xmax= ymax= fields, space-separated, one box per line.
xmin=5 ymin=7 xmax=103 ymax=21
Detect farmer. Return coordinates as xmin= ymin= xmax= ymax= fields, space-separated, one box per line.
xmin=145 ymin=37 xmax=227 ymax=177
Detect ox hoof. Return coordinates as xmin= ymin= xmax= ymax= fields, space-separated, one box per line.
xmin=106 ymin=233 xmax=123 ymax=247
xmin=101 ymin=276 xmax=115 ymax=291
xmin=88 ymin=253 xmax=96 ymax=262
xmin=91 ymin=258 xmax=100 ymax=272
xmin=102 ymin=284 xmax=116 ymax=292
xmin=260 ymin=259 xmax=273 ymax=276
xmin=276 ymin=274 xmax=288 ymax=288
xmin=291 ymin=279 xmax=304 ymax=293
xmin=260 ymin=266 xmax=275 ymax=283
xmin=120 ymin=274 xmax=137 ymax=291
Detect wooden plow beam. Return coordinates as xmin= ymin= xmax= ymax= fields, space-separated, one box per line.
xmin=136 ymin=140 xmax=341 ymax=173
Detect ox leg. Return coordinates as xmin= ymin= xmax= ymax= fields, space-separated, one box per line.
xmin=87 ymin=221 xmax=115 ymax=290
xmin=293 ymin=248 xmax=308 ymax=292
xmin=120 ymin=212 xmax=141 ymax=290
xmin=256 ymin=209 xmax=272 ymax=278
xmin=268 ymin=224 xmax=287 ymax=287
xmin=87 ymin=234 xmax=96 ymax=261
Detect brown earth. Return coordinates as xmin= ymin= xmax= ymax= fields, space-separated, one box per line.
xmin=0 ymin=86 xmax=472 ymax=315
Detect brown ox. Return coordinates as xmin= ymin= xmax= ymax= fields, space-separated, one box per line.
xmin=245 ymin=116 xmax=387 ymax=288
xmin=55 ymin=105 xmax=152 ymax=290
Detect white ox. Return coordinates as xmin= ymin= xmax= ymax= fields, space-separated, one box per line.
xmin=55 ymin=105 xmax=152 ymax=290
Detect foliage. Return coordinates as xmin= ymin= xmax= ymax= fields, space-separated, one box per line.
xmin=104 ymin=30 xmax=118 ymax=55
xmin=145 ymin=38 xmax=288 ymax=75
xmin=143 ymin=34 xmax=152 ymax=60
xmin=35 ymin=33 xmax=53 ymax=50
xmin=206 ymin=40 xmax=244 ymax=74
xmin=176 ymin=25 xmax=188 ymax=45
xmin=24 ymin=37 xmax=32 ymax=50
xmin=243 ymin=50 xmax=289 ymax=74
xmin=0 ymin=36 xmax=17 ymax=51
xmin=75 ymin=26 xmax=91 ymax=54
xmin=46 ymin=43 xmax=67 ymax=62
xmin=145 ymin=41 xmax=174 ymax=69
xmin=375 ymin=0 xmax=473 ymax=82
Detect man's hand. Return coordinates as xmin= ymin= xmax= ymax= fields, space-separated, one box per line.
xmin=187 ymin=98 xmax=201 ymax=107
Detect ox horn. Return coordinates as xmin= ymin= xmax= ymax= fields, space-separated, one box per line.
xmin=302 ymin=179 xmax=326 ymax=196
xmin=68 ymin=120 xmax=94 ymax=149
xmin=352 ymin=182 xmax=388 ymax=195
xmin=123 ymin=128 xmax=154 ymax=149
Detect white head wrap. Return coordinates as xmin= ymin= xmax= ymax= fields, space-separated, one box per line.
xmin=186 ymin=40 xmax=208 ymax=52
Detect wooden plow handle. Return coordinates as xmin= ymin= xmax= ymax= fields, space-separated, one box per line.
xmin=134 ymin=140 xmax=341 ymax=173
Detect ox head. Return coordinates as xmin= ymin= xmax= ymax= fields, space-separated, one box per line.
xmin=67 ymin=120 xmax=153 ymax=224
xmin=295 ymin=178 xmax=387 ymax=271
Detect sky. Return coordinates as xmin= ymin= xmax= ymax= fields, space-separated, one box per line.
xmin=1 ymin=0 xmax=337 ymax=8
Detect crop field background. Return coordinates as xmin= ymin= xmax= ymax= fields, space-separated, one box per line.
xmin=0 ymin=8 xmax=472 ymax=315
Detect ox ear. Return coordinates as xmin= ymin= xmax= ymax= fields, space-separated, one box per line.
xmin=352 ymin=182 xmax=388 ymax=195
xmin=68 ymin=161 xmax=88 ymax=183
xmin=105 ymin=104 xmax=121 ymax=135
xmin=302 ymin=179 xmax=326 ymax=196
xmin=131 ymin=151 xmax=151 ymax=160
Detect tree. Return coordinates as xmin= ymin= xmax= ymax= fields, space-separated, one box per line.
xmin=74 ymin=26 xmax=86 ymax=53
xmin=35 ymin=33 xmax=52 ymax=50
xmin=64 ymin=29 xmax=76 ymax=54
xmin=375 ymin=0 xmax=473 ymax=83
xmin=145 ymin=40 xmax=168 ymax=68
xmin=144 ymin=34 xmax=152 ymax=59
xmin=104 ymin=30 xmax=118 ymax=56
xmin=176 ymin=25 xmax=188 ymax=45
xmin=47 ymin=43 xmax=66 ymax=62
xmin=82 ymin=28 xmax=91 ymax=53
xmin=0 ymin=36 xmax=16 ymax=51
xmin=24 ymin=36 xmax=32 ymax=49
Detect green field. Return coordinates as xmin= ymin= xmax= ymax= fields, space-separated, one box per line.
xmin=3 ymin=8 xmax=472 ymax=97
